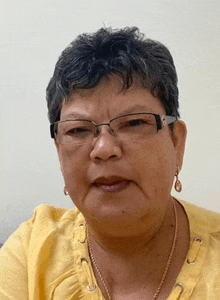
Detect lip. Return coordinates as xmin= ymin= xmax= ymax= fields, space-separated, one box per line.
xmin=92 ymin=176 xmax=131 ymax=193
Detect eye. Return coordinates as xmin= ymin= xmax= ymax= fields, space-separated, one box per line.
xmin=127 ymin=119 xmax=147 ymax=127
xmin=115 ymin=115 xmax=154 ymax=133
xmin=121 ymin=118 xmax=151 ymax=129
xmin=67 ymin=126 xmax=92 ymax=135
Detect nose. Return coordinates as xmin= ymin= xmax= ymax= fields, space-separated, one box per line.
xmin=90 ymin=125 xmax=123 ymax=161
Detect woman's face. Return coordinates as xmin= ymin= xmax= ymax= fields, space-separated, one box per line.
xmin=56 ymin=76 xmax=187 ymax=236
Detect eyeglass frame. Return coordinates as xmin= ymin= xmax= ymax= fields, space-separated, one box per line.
xmin=50 ymin=113 xmax=177 ymax=143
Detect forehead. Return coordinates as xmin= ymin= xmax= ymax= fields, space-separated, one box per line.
xmin=61 ymin=75 xmax=165 ymax=120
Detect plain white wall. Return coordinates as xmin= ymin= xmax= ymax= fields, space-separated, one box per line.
xmin=1 ymin=0 xmax=220 ymax=243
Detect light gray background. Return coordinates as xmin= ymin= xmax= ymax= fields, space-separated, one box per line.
xmin=1 ymin=0 xmax=220 ymax=244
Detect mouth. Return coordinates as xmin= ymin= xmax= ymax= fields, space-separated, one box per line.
xmin=92 ymin=176 xmax=131 ymax=193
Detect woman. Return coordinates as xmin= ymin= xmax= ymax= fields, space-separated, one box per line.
xmin=0 ymin=27 xmax=220 ymax=300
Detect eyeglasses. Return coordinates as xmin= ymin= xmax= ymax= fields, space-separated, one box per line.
xmin=50 ymin=113 xmax=177 ymax=145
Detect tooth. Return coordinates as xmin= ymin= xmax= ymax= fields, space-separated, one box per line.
xmin=104 ymin=185 xmax=113 ymax=189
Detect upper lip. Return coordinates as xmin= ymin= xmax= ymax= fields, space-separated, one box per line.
xmin=92 ymin=176 xmax=130 ymax=186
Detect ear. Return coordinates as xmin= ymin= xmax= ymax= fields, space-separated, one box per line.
xmin=171 ymin=120 xmax=187 ymax=170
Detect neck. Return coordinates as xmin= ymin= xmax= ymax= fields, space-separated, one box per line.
xmin=86 ymin=197 xmax=175 ymax=258
xmin=85 ymin=198 xmax=181 ymax=300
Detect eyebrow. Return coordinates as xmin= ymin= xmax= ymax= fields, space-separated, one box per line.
xmin=62 ymin=112 xmax=90 ymax=120
xmin=62 ymin=105 xmax=151 ymax=120
xmin=119 ymin=105 xmax=151 ymax=115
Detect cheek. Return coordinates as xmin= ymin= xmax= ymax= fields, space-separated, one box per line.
xmin=155 ymin=140 xmax=177 ymax=192
xmin=126 ymin=137 xmax=176 ymax=190
xmin=58 ymin=146 xmax=89 ymax=189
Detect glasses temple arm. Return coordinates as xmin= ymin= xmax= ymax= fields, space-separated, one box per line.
xmin=50 ymin=124 xmax=55 ymax=139
xmin=166 ymin=116 xmax=177 ymax=125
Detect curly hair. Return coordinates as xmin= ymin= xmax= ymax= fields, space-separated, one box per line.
xmin=46 ymin=27 xmax=179 ymax=123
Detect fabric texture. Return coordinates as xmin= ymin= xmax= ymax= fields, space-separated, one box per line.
xmin=0 ymin=199 xmax=220 ymax=300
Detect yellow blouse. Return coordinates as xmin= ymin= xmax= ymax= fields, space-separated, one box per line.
xmin=0 ymin=199 xmax=220 ymax=299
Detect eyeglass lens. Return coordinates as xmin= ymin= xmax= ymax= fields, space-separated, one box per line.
xmin=55 ymin=114 xmax=158 ymax=145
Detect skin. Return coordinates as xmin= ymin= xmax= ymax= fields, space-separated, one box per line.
xmin=55 ymin=75 xmax=188 ymax=299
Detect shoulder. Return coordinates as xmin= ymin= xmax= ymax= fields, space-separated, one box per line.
xmin=173 ymin=200 xmax=220 ymax=297
xmin=29 ymin=204 xmax=85 ymax=236
xmin=178 ymin=199 xmax=220 ymax=234
xmin=32 ymin=204 xmax=81 ymax=223
xmin=2 ymin=204 xmax=84 ymax=251
xmin=0 ymin=205 xmax=86 ymax=299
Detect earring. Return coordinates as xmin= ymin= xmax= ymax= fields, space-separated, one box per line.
xmin=174 ymin=167 xmax=182 ymax=192
xmin=64 ymin=186 xmax=69 ymax=196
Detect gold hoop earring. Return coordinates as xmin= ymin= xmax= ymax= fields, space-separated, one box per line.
xmin=64 ymin=186 xmax=69 ymax=196
xmin=174 ymin=167 xmax=182 ymax=192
